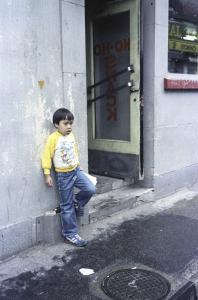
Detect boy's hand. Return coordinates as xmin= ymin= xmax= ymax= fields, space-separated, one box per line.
xmin=45 ymin=175 xmax=53 ymax=187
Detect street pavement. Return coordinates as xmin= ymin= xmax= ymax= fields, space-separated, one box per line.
xmin=1 ymin=188 xmax=198 ymax=299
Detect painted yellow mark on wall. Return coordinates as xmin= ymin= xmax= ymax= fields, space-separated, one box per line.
xmin=38 ymin=80 xmax=45 ymax=89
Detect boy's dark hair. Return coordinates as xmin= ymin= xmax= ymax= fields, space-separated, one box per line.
xmin=53 ymin=108 xmax=74 ymax=125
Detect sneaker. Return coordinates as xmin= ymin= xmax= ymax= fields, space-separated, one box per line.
xmin=65 ymin=234 xmax=88 ymax=247
xmin=74 ymin=201 xmax=84 ymax=217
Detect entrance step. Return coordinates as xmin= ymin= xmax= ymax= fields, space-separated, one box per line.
xmin=94 ymin=175 xmax=134 ymax=194
xmin=88 ymin=186 xmax=153 ymax=224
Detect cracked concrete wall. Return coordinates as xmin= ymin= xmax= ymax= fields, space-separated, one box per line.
xmin=143 ymin=0 xmax=198 ymax=196
xmin=0 ymin=0 xmax=87 ymax=260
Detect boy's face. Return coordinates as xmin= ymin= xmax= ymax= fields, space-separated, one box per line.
xmin=55 ymin=119 xmax=73 ymax=136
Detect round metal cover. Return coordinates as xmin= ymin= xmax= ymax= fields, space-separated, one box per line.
xmin=101 ymin=268 xmax=170 ymax=300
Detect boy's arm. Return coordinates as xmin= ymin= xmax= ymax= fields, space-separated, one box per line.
xmin=41 ymin=135 xmax=54 ymax=187
xmin=74 ymin=136 xmax=81 ymax=168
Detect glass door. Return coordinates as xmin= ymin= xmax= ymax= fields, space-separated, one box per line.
xmin=87 ymin=0 xmax=140 ymax=178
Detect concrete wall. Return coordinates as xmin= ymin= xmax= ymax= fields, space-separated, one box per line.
xmin=142 ymin=0 xmax=155 ymax=188
xmin=143 ymin=0 xmax=198 ymax=196
xmin=61 ymin=0 xmax=87 ymax=169
xmin=0 ymin=0 xmax=87 ymax=260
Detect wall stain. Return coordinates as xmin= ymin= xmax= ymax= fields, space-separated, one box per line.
xmin=38 ymin=80 xmax=45 ymax=89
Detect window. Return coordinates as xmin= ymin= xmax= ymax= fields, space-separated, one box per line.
xmin=93 ymin=12 xmax=130 ymax=141
xmin=169 ymin=0 xmax=198 ymax=74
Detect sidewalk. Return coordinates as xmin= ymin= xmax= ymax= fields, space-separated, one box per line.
xmin=1 ymin=188 xmax=198 ymax=299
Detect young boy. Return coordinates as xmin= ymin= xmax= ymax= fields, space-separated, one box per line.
xmin=41 ymin=108 xmax=96 ymax=247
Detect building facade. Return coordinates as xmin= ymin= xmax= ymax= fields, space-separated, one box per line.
xmin=0 ymin=0 xmax=198 ymax=260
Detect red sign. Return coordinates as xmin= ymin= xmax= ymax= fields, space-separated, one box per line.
xmin=164 ymin=78 xmax=198 ymax=90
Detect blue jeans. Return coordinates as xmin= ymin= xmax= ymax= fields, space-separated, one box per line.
xmin=56 ymin=167 xmax=96 ymax=238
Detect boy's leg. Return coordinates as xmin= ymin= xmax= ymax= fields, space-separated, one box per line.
xmin=56 ymin=172 xmax=78 ymax=238
xmin=74 ymin=168 xmax=96 ymax=214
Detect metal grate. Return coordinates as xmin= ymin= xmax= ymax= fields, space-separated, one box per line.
xmin=101 ymin=268 xmax=171 ymax=300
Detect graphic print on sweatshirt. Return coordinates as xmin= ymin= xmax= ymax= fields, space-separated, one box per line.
xmin=53 ymin=135 xmax=78 ymax=169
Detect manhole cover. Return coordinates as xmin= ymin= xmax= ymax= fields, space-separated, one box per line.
xmin=101 ymin=268 xmax=170 ymax=300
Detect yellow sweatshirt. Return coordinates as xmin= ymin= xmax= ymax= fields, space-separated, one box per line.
xmin=41 ymin=131 xmax=79 ymax=175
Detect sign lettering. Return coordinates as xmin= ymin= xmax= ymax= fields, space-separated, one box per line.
xmin=169 ymin=20 xmax=198 ymax=54
xmin=105 ymin=55 xmax=117 ymax=121
xmin=94 ymin=38 xmax=130 ymax=56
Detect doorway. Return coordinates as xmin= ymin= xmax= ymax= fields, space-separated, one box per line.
xmin=86 ymin=0 xmax=141 ymax=179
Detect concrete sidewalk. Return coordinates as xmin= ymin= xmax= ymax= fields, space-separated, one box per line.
xmin=1 ymin=188 xmax=198 ymax=299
